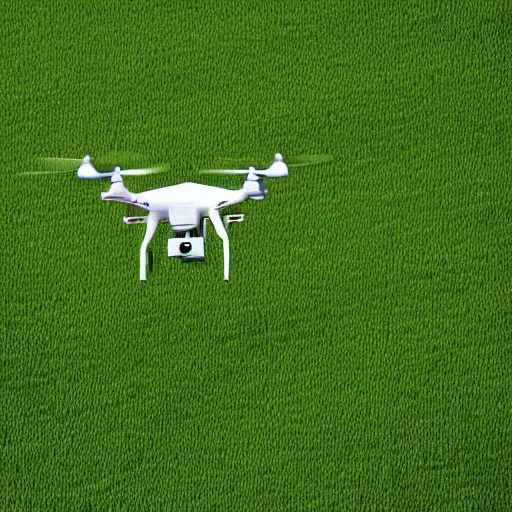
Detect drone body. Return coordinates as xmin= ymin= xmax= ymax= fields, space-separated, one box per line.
xmin=78 ymin=154 xmax=288 ymax=282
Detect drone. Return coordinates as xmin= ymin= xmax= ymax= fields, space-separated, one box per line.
xmin=76 ymin=153 xmax=288 ymax=282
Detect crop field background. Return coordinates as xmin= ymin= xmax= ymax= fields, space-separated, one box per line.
xmin=1 ymin=0 xmax=510 ymax=509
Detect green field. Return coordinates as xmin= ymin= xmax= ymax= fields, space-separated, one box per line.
xmin=1 ymin=1 xmax=510 ymax=509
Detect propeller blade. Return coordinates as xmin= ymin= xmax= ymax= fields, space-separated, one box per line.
xmin=19 ymin=157 xmax=81 ymax=175
xmin=119 ymin=166 xmax=166 ymax=176
xmin=286 ymin=154 xmax=333 ymax=167
xmin=20 ymin=169 xmax=76 ymax=175
xmin=202 ymin=154 xmax=288 ymax=178
xmin=201 ymin=169 xmax=250 ymax=175
xmin=202 ymin=153 xmax=331 ymax=174
xmin=40 ymin=157 xmax=82 ymax=162
xmin=29 ymin=153 xmax=168 ymax=178
xmin=20 ymin=157 xmax=80 ymax=175
xmin=93 ymin=151 xmax=152 ymax=172
xmin=79 ymin=161 xmax=167 ymax=179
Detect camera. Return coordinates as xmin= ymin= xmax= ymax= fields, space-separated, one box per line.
xmin=168 ymin=237 xmax=205 ymax=262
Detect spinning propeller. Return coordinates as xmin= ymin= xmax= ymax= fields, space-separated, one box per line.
xmin=77 ymin=155 xmax=160 ymax=178
xmin=202 ymin=153 xmax=288 ymax=178
xmin=23 ymin=151 xmax=166 ymax=177
xmin=201 ymin=153 xmax=332 ymax=176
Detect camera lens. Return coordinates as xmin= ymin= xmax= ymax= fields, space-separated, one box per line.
xmin=179 ymin=242 xmax=192 ymax=254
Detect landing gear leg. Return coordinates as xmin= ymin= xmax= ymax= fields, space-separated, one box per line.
xmin=140 ymin=212 xmax=160 ymax=282
xmin=208 ymin=209 xmax=230 ymax=282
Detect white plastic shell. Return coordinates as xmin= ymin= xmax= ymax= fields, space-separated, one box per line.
xmin=168 ymin=205 xmax=199 ymax=231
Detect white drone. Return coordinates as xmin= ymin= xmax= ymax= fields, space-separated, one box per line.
xmin=76 ymin=153 xmax=288 ymax=282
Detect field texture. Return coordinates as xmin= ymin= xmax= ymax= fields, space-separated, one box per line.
xmin=1 ymin=0 xmax=510 ymax=509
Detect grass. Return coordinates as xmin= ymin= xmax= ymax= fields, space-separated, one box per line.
xmin=1 ymin=0 xmax=510 ymax=509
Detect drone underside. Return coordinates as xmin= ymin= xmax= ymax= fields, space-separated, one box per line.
xmin=127 ymin=213 xmax=244 ymax=272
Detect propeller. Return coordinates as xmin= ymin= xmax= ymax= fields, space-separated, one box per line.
xmin=201 ymin=153 xmax=332 ymax=176
xmin=202 ymin=153 xmax=289 ymax=178
xmin=22 ymin=152 xmax=167 ymax=177
xmin=77 ymin=156 xmax=163 ymax=179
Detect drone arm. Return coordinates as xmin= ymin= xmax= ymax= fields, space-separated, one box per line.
xmin=208 ymin=208 xmax=230 ymax=282
xmin=140 ymin=212 xmax=160 ymax=282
